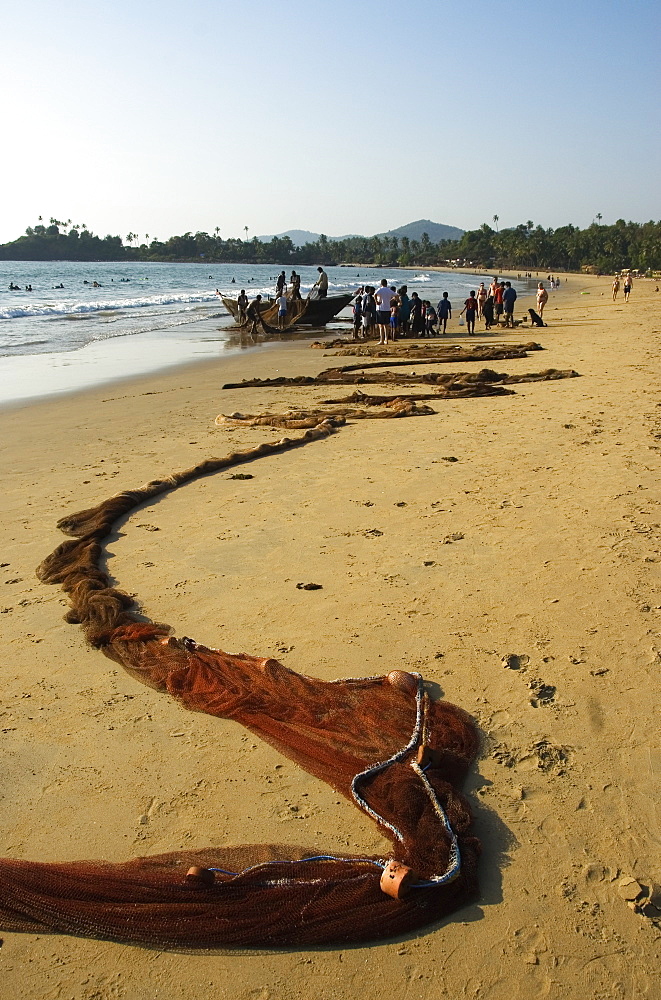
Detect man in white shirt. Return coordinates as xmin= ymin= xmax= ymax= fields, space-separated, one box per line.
xmin=314 ymin=267 xmax=329 ymax=298
xmin=275 ymin=292 xmax=288 ymax=329
xmin=374 ymin=278 xmax=395 ymax=344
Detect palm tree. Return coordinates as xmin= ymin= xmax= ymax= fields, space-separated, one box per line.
xmin=493 ymin=214 xmax=499 ymax=232
xmin=214 ymin=226 xmax=220 ymax=239
xmin=596 ymin=213 xmax=603 ymax=225
xmin=244 ymin=225 xmax=249 ymax=240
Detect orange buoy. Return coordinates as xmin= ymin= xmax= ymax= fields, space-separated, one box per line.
xmin=380 ymin=860 xmax=416 ymax=899
xmin=386 ymin=670 xmax=418 ymax=695
xmin=185 ymin=866 xmax=215 ymax=886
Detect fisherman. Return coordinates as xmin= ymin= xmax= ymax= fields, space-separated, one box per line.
xmin=276 ymin=270 xmax=286 ymax=295
xmin=290 ymin=270 xmax=302 ymax=300
xmin=314 ymin=266 xmax=329 ymax=298
xmin=276 ymin=290 xmax=288 ymax=329
xmin=246 ymin=294 xmax=263 ymax=335
xmin=237 ymin=289 xmax=249 ymax=324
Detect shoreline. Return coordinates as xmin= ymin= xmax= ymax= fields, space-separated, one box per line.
xmin=0 ymin=272 xmax=569 ymax=414
xmin=1 ymin=271 xmax=659 ymax=997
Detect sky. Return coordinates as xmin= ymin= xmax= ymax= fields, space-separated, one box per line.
xmin=1 ymin=0 xmax=660 ymax=244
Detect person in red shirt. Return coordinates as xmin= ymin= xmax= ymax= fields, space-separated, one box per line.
xmin=460 ymin=291 xmax=478 ymax=335
xmin=494 ymin=282 xmax=505 ymax=325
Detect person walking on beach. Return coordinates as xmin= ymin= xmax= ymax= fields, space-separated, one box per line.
xmin=536 ymin=282 xmax=549 ymax=318
xmin=314 ymin=267 xmax=329 ymax=298
xmin=502 ymin=281 xmax=517 ymax=328
xmin=275 ymin=291 xmax=288 ymax=329
xmin=476 ymin=282 xmax=487 ymax=319
xmin=290 ymin=270 xmax=302 ymax=300
xmin=612 ymin=276 xmax=620 ymax=301
xmin=374 ymin=278 xmax=396 ymax=344
xmin=623 ymin=274 xmax=633 ymax=301
xmin=460 ymin=291 xmax=478 ymax=335
xmin=437 ymin=291 xmax=452 ymax=334
xmin=237 ymin=289 xmax=249 ymax=324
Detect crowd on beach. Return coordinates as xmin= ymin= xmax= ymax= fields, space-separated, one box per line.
xmin=347 ymin=276 xmax=555 ymax=343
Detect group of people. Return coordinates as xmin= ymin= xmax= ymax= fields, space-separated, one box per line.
xmin=351 ymin=277 xmax=525 ymax=342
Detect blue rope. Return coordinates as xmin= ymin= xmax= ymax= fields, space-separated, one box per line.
xmin=208 ymin=856 xmax=385 ymax=878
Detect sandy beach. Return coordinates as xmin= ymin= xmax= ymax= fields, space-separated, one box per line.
xmin=1 ymin=274 xmax=660 ymax=998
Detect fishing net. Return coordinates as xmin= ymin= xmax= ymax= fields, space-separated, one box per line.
xmin=220 ymin=294 xmax=309 ymax=331
xmin=0 ymin=419 xmax=480 ymax=949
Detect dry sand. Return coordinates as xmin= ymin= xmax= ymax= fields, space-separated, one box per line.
xmin=0 ymin=275 xmax=659 ymax=998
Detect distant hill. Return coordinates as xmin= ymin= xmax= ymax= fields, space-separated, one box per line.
xmin=377 ymin=219 xmax=464 ymax=243
xmin=257 ymin=229 xmax=359 ymax=245
xmin=258 ymin=221 xmax=463 ymax=246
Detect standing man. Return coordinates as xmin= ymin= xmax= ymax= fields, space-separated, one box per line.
xmin=437 ymin=291 xmax=452 ymax=334
xmin=502 ymin=281 xmax=517 ymax=328
xmin=352 ymin=287 xmax=364 ymax=340
xmin=276 ymin=270 xmax=287 ymax=296
xmin=460 ymin=290 xmax=478 ymax=335
xmin=374 ymin=278 xmax=396 ymax=345
xmin=314 ymin=266 xmax=329 ymax=298
xmin=494 ymin=281 xmax=505 ymax=325
xmin=236 ymin=288 xmax=249 ymax=324
xmin=275 ymin=290 xmax=288 ymax=329
xmin=361 ymin=285 xmax=377 ymax=339
xmin=397 ymin=285 xmax=411 ymax=336
xmin=623 ymin=273 xmax=633 ymax=301
xmin=290 ymin=270 xmax=302 ymax=300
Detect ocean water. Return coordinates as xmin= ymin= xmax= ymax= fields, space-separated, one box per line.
xmin=0 ymin=260 xmax=531 ymax=406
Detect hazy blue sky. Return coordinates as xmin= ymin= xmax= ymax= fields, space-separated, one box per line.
xmin=2 ymin=0 xmax=659 ymax=242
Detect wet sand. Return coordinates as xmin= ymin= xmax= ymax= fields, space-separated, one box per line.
xmin=1 ymin=274 xmax=659 ymax=998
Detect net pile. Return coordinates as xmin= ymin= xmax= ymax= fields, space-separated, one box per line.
xmin=0 ymin=423 xmax=480 ymax=948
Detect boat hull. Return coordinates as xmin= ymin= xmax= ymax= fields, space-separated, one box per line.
xmin=222 ymin=292 xmax=355 ymax=327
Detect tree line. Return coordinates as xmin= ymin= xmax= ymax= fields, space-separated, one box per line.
xmin=1 ymin=217 xmax=659 ymax=273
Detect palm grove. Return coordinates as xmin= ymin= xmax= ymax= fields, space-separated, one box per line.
xmin=1 ymin=217 xmax=660 ymax=273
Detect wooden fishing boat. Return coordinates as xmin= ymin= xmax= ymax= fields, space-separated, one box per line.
xmin=221 ymin=291 xmax=356 ymax=327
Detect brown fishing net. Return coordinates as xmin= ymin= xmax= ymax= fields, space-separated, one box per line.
xmin=310 ymin=340 xmax=544 ymax=356
xmin=0 ymin=420 xmax=480 ymax=949
xmin=222 ymin=351 xmax=579 ymax=391
xmin=220 ymin=294 xmax=309 ymax=331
